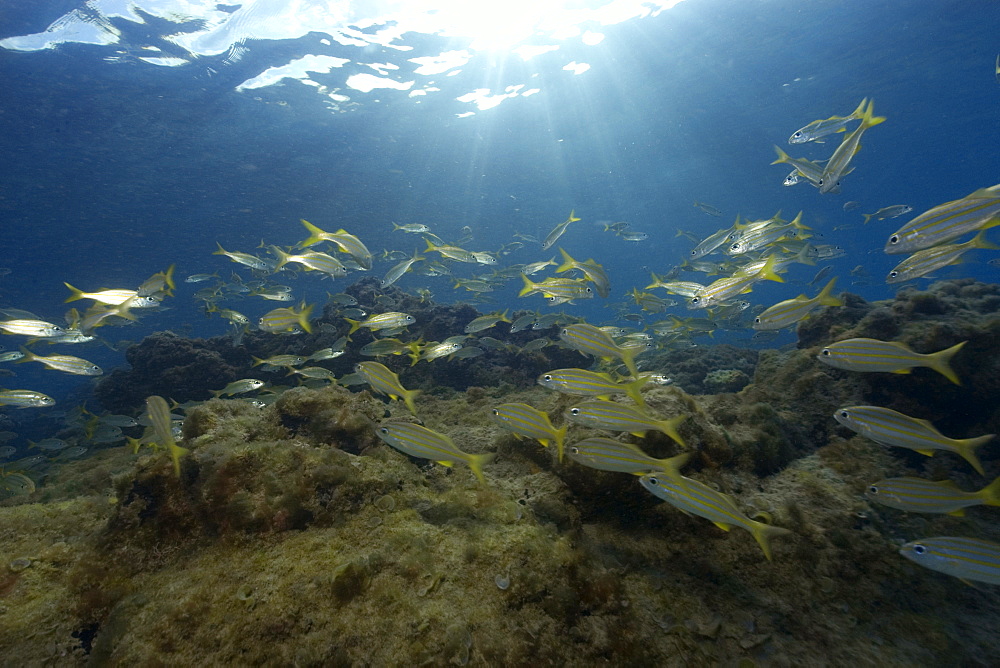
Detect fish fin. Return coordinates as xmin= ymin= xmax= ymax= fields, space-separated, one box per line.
xmin=298 ymin=219 xmax=328 ymax=247
xmin=555 ymin=247 xmax=576 ymax=273
xmin=554 ymin=424 xmax=568 ymax=463
xmin=623 ymin=377 xmax=648 ymax=409
xmin=466 ymin=452 xmax=497 ymax=485
xmin=630 ymin=431 xmax=646 ymax=438
xmin=815 ymin=277 xmax=843 ymax=307
xmin=890 ymin=368 xmax=912 ymax=375
xmin=537 ymin=438 xmax=550 ymax=448
xmin=770 ymin=145 xmax=792 ymax=165
xmin=403 ymin=389 xmax=421 ymax=417
xmin=861 ymin=213 xmax=874 ymax=225
xmin=654 ymin=452 xmax=692 ymax=477
xmin=435 ymin=460 xmax=455 ymax=468
xmin=757 ymin=254 xmax=785 ymax=283
xmin=656 ymin=415 xmax=688 ymax=448
xmin=862 ymin=99 xmax=886 ymax=128
xmin=915 ymin=449 xmax=936 ymax=457
xmin=978 ymin=475 xmax=1000 ymax=507
xmin=750 ymin=521 xmax=793 ymax=562
xmin=970 ymin=229 xmax=1000 ymax=250
xmin=297 ymin=303 xmax=314 ymax=334
xmin=344 ymin=318 xmax=360 ymax=337
xmin=947 ymin=509 xmax=966 ymax=517
xmin=62 ymin=282 xmax=86 ymax=303
xmin=518 ymin=273 xmax=538 ymax=297
xmin=712 ymin=521 xmax=733 ymax=532
xmin=955 ymin=433 xmax=994 ymax=476
xmin=927 ymin=340 xmax=966 ymax=385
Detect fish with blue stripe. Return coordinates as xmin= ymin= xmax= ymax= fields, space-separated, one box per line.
xmin=865 ymin=476 xmax=1000 ymax=516
xmin=834 ymin=405 xmax=994 ymax=474
xmin=885 ymin=184 xmax=1000 ymax=254
xmin=900 ymin=536 xmax=1000 ymax=585
xmin=565 ymin=400 xmax=686 ymax=447
xmin=817 ymin=338 xmax=966 ymax=385
xmin=490 ymin=403 xmax=567 ymax=462
xmin=355 ymin=361 xmax=420 ymax=416
xmin=568 ymin=438 xmax=689 ymax=476
xmin=375 ymin=421 xmax=494 ymax=485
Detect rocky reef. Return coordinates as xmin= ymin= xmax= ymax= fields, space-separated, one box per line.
xmin=2 ymin=279 xmax=999 ymax=665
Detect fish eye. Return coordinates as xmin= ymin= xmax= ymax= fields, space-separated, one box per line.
xmin=821 ymin=349 xmax=831 ymax=356
xmin=585 ymin=287 xmax=592 ymax=293
xmin=378 ymin=427 xmax=389 ymax=435
xmin=868 ymin=485 xmax=879 ymax=494
xmin=912 ymin=544 xmax=926 ymax=555
xmin=754 ymin=317 xmax=761 ymax=324
xmin=570 ymin=447 xmax=579 ymax=455
xmin=542 ymin=375 xmax=552 ymax=381
xmin=691 ymin=297 xmax=700 ymax=304
xmin=491 ymin=409 xmax=500 ymax=416
xmin=570 ymin=408 xmax=581 ymax=415
xmin=889 ymin=271 xmax=898 ymax=278
xmin=839 ymin=410 xmax=849 ymax=418
xmin=889 ymin=235 xmax=899 ymax=245
xmin=792 ymin=131 xmax=801 ymax=138
xmin=648 ymin=476 xmax=659 ymax=485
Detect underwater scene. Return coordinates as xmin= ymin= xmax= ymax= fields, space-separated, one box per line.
xmin=1 ymin=0 xmax=999 ymax=664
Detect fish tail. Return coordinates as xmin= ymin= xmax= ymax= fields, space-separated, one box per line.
xmin=63 ymin=282 xmax=86 ymax=303
xmin=298 ymin=219 xmax=327 ymax=247
xmin=977 ymin=475 xmax=1000 ymax=507
xmin=971 ymin=229 xmax=1000 ymax=250
xmin=758 ymin=255 xmax=785 ymax=283
xmin=770 ymin=145 xmax=792 ymax=165
xmin=212 ymin=242 xmax=228 ymax=256
xmin=655 ymin=415 xmax=688 ymax=448
xmin=956 ymin=433 xmax=994 ymax=475
xmin=16 ymin=346 xmax=35 ymax=364
xmin=552 ymin=424 xmax=569 ymax=462
xmin=169 ymin=442 xmax=190 ymax=478
xmin=651 ymin=452 xmax=692 ymax=477
xmin=269 ymin=245 xmax=290 ymax=270
xmin=927 ymin=340 xmax=966 ymax=385
xmin=344 ymin=318 xmax=360 ymax=338
xmin=862 ymin=99 xmax=886 ymax=128
xmin=162 ymin=264 xmax=176 ymax=291
xmin=618 ymin=345 xmax=641 ymax=379
xmin=466 ymin=452 xmax=497 ymax=485
xmin=403 ymin=389 xmax=421 ymax=416
xmin=849 ymin=97 xmax=868 ymax=119
xmin=861 ymin=213 xmax=875 ymax=225
xmin=623 ymin=376 xmax=649 ymax=408
xmin=750 ymin=521 xmax=793 ymax=562
xmin=556 ymin=247 xmax=576 ymax=273
xmin=297 ymin=303 xmax=314 ymax=334
xmin=816 ymin=277 xmax=843 ymax=307
xmin=518 ymin=273 xmax=538 ymax=297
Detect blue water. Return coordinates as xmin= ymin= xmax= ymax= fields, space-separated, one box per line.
xmin=0 ymin=0 xmax=998 ymax=406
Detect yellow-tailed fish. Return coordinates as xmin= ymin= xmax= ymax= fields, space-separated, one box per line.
xmin=490 ymin=403 xmax=567 ymax=462
xmin=211 ymin=379 xmax=266 ymax=397
xmin=900 ymin=537 xmax=1000 ymax=585
xmin=269 ymin=246 xmax=347 ymax=277
xmin=298 ymin=220 xmax=373 ymax=270
xmin=646 ymin=277 xmax=705 ymax=298
xmin=818 ymin=338 xmax=965 ymax=384
xmin=818 ymin=99 xmax=885 ymax=194
xmin=865 ymin=476 xmax=1000 ymax=516
xmin=252 ymin=354 xmax=305 ymax=368
xmin=537 ymin=368 xmax=648 ymax=407
xmin=568 ymin=438 xmax=689 ymax=476
xmin=416 ymin=341 xmax=462 ymax=364
xmin=788 ymin=98 xmax=867 ymax=144
xmin=0 ymin=389 xmax=55 ymax=408
xmin=886 ymin=230 xmax=999 ymax=284
xmin=727 ymin=212 xmax=808 ymax=256
xmin=17 ymin=347 xmax=102 ymax=376
xmin=689 ymin=255 xmax=784 ymax=309
xmin=565 ymin=400 xmax=686 ymax=446
xmin=518 ymin=275 xmax=593 ymax=302
xmin=381 ymin=250 xmax=424 ymax=288
xmin=640 ymin=472 xmax=792 ymax=561
xmin=689 ymin=219 xmax=741 ymax=260
xmin=355 ymin=361 xmax=420 ymax=415
xmin=63 ymin=285 xmax=142 ymax=306
xmin=541 ymin=210 xmax=581 ymax=251
xmin=556 ymin=248 xmax=610 ymax=298
xmin=752 ymin=277 xmax=842 ymax=331
xmin=258 ymin=303 xmax=314 ymax=334
xmin=558 ymin=323 xmax=643 ymax=378
xmin=465 ymin=310 xmax=511 ymax=334
xmin=345 ymin=311 xmax=415 ymax=337
xmin=137 ymin=265 xmax=176 ymax=297
xmin=0 ymin=319 xmax=65 ymax=337
xmin=885 ymin=184 xmax=1000 ymax=254
xmin=771 ymin=147 xmax=836 ymax=189
xmin=375 ymin=421 xmax=494 ymax=484
xmin=392 ymin=222 xmax=430 ymax=233
xmin=213 ymin=243 xmax=273 ymax=271
xmin=361 ymin=338 xmax=412 ymax=358
xmin=521 ymin=258 xmax=557 ymax=275
xmin=146 ymin=395 xmax=189 ymax=477
xmin=834 ymin=405 xmax=994 ymax=474
xmin=861 ymin=205 xmax=912 ymax=225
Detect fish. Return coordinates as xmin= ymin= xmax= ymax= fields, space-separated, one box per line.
xmin=788 ymin=98 xmax=868 ymax=144
xmin=752 ymin=277 xmax=842 ymax=331
xmin=689 ymin=221 xmax=741 ymax=260
xmin=886 ymin=230 xmax=999 ymax=283
xmin=415 ymin=341 xmax=463 ymax=364
xmin=28 ymin=438 xmax=71 ymax=451
xmin=375 ymin=421 xmax=494 ymax=484
xmin=558 ymin=323 xmax=644 ymax=378
xmin=298 ymin=220 xmax=373 ymax=270
xmin=355 ymin=361 xmax=420 ymax=415
xmin=137 ymin=265 xmax=176 ymax=298
xmin=519 ymin=275 xmax=594 ymax=303
xmin=861 ymin=205 xmax=913 ymax=225
xmin=289 ymin=367 xmax=338 ymax=381
xmin=345 ymin=312 xmax=415 ymax=337
xmin=568 ymin=438 xmax=689 ymax=476
xmin=185 ymin=273 xmax=219 ymax=283
xmin=565 ymin=400 xmax=686 ymax=446
xmin=555 ymin=248 xmax=611 ymax=298
xmin=211 ymin=379 xmax=266 ymax=397
xmin=269 ymin=246 xmax=347 ymax=277
xmin=620 ymin=231 xmax=649 ymax=242
xmin=817 ymin=338 xmax=965 ymax=384
xmin=392 ymin=222 xmax=431 ymax=233
xmin=361 ymin=338 xmax=412 ymax=358
xmin=381 ymin=250 xmax=424 ymax=288
xmin=490 ymin=403 xmax=568 ymax=462
xmin=0 ymin=319 xmax=65 ymax=338
xmin=640 ymin=472 xmax=792 ymax=561
xmin=251 ymin=354 xmax=306 ymax=368
xmin=510 ymin=313 xmax=537 ymax=332
xmin=647 ymin=278 xmax=706 ymax=298
xmin=250 ymin=287 xmax=295 ymax=302
xmin=465 ymin=311 xmax=511 ymax=334
xmin=0 ymin=351 xmax=25 ymax=362
xmin=771 ymin=148 xmax=842 ymax=190
xmin=688 ymin=255 xmax=784 ymax=309
xmin=865 ymin=476 xmax=1000 ymax=516
xmin=885 ymin=184 xmax=1000 ymax=254
xmin=833 ymin=405 xmax=994 ymax=474
xmin=541 ymin=210 xmax=582 ymax=251
xmin=62 ymin=284 xmax=154 ymax=307
xmin=843 ymin=201 xmax=861 ymax=211
xmin=900 ymin=537 xmax=1000 ymax=585
xmin=16 ymin=347 xmax=102 ymax=375
xmin=727 ymin=212 xmax=809 ymax=256
xmin=145 ymin=395 xmax=190 ymax=477
xmin=259 ymin=303 xmax=314 ymax=334
xmin=817 ymin=99 xmax=886 ymax=194
xmin=213 ymin=243 xmax=273 ymax=271
xmin=693 ymin=201 xmax=723 ymax=217
xmin=522 ymin=258 xmax=557 ymax=276
xmin=470 ymin=251 xmax=497 ymax=265
xmin=537 ymin=368 xmax=652 ymax=406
